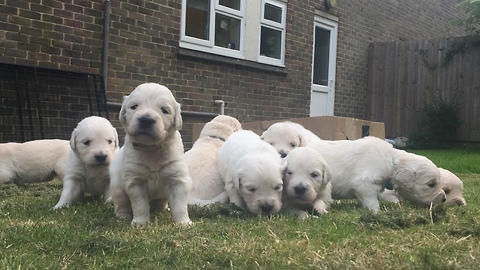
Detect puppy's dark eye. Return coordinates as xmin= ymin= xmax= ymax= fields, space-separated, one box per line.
xmin=427 ymin=182 xmax=436 ymax=188
xmin=274 ymin=184 xmax=283 ymax=191
xmin=286 ymin=170 xmax=293 ymax=176
xmin=247 ymin=187 xmax=256 ymax=193
xmin=108 ymin=139 xmax=113 ymax=144
xmin=130 ymin=104 xmax=138 ymax=110
xmin=311 ymin=172 xmax=318 ymax=178
xmin=161 ymin=107 xmax=169 ymax=114
xmin=443 ymin=189 xmax=451 ymax=195
xmin=290 ymin=143 xmax=296 ymax=148
xmin=83 ymin=140 xmax=91 ymax=146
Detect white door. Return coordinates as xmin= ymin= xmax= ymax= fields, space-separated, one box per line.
xmin=310 ymin=16 xmax=337 ymax=116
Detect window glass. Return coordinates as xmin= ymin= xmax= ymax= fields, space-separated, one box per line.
xmin=313 ymin=27 xmax=331 ymax=86
xmin=264 ymin=3 xmax=282 ymax=23
xmin=219 ymin=0 xmax=240 ymax=10
xmin=185 ymin=0 xmax=210 ymax=40
xmin=260 ymin=27 xmax=281 ymax=59
xmin=215 ymin=14 xmax=241 ymax=50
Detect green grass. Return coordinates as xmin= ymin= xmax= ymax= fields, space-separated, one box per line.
xmin=1 ymin=148 xmax=480 ymax=269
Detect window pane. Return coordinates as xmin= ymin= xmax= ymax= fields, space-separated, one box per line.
xmin=264 ymin=3 xmax=282 ymax=23
xmin=260 ymin=27 xmax=281 ymax=59
xmin=185 ymin=0 xmax=210 ymax=40
xmin=313 ymin=27 xmax=331 ymax=86
xmin=214 ymin=14 xmax=240 ymax=50
xmin=219 ymin=0 xmax=240 ymax=10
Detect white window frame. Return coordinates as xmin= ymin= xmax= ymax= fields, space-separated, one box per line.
xmin=258 ymin=0 xmax=286 ymax=66
xmin=180 ymin=0 xmax=246 ymax=60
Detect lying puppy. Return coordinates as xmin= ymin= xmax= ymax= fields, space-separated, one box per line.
xmin=260 ymin=121 xmax=320 ymax=158
xmin=218 ymin=130 xmax=285 ymax=215
xmin=185 ymin=115 xmax=242 ymax=206
xmin=262 ymin=122 xmax=446 ymax=211
xmin=53 ymin=116 xmax=119 ymax=209
xmin=438 ymin=168 xmax=466 ymax=206
xmin=110 ymin=83 xmax=192 ymax=225
xmin=282 ymin=147 xmax=332 ymax=219
xmin=0 ymin=139 xmax=70 ymax=184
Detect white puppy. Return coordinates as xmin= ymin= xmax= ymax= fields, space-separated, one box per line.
xmin=186 ymin=115 xmax=242 ymax=206
xmin=262 ymin=122 xmax=446 ymax=211
xmin=218 ymin=130 xmax=284 ymax=215
xmin=260 ymin=121 xmax=320 ymax=158
xmin=53 ymin=116 xmax=119 ymax=209
xmin=0 ymin=139 xmax=70 ymax=184
xmin=109 ymin=83 xmax=192 ymax=225
xmin=438 ymin=168 xmax=466 ymax=206
xmin=282 ymin=147 xmax=332 ymax=219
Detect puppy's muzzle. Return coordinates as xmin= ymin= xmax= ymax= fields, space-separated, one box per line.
xmin=260 ymin=203 xmax=274 ymax=214
xmin=138 ymin=115 xmax=156 ymax=128
xmin=95 ymin=153 xmax=108 ymax=164
xmin=294 ymin=185 xmax=307 ymax=196
xmin=279 ymin=151 xmax=287 ymax=158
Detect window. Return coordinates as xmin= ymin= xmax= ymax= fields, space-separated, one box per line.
xmin=180 ymin=0 xmax=286 ymax=67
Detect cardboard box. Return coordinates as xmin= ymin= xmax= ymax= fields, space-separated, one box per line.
xmin=192 ymin=116 xmax=385 ymax=142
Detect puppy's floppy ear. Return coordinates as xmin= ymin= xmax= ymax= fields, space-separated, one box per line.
xmin=233 ymin=170 xmax=244 ymax=190
xmin=119 ymin=98 xmax=128 ymax=127
xmin=173 ymin=102 xmax=182 ymax=130
xmin=392 ymin=165 xmax=415 ymax=191
xmin=70 ymin=128 xmax=77 ymax=150
xmin=112 ymin=126 xmax=120 ymax=148
xmin=321 ymin=164 xmax=332 ymax=186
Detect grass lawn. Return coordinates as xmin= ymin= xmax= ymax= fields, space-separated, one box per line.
xmin=1 ymin=148 xmax=479 ymax=269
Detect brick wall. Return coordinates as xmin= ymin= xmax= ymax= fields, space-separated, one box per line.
xmin=0 ymin=0 xmax=467 ymax=148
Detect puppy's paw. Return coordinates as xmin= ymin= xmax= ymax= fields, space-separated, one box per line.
xmin=313 ymin=207 xmax=328 ymax=215
xmin=131 ymin=217 xmax=149 ymax=226
xmin=52 ymin=203 xmax=68 ymax=210
xmin=115 ymin=211 xmax=133 ymax=221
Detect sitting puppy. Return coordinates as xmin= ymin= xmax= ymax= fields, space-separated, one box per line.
xmin=261 ymin=122 xmax=446 ymax=211
xmin=109 ymin=83 xmax=192 ymax=225
xmin=282 ymin=147 xmax=332 ymax=219
xmin=261 ymin=121 xmax=320 ymax=158
xmin=0 ymin=139 xmax=70 ymax=184
xmin=218 ymin=130 xmax=285 ymax=215
xmin=53 ymin=116 xmax=119 ymax=209
xmin=438 ymin=168 xmax=466 ymax=206
xmin=185 ymin=115 xmax=242 ymax=206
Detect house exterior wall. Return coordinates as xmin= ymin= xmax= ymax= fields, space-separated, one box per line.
xmin=0 ymin=0 xmax=466 ymax=147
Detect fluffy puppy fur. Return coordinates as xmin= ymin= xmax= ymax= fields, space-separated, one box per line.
xmin=53 ymin=116 xmax=119 ymax=209
xmin=0 ymin=139 xmax=70 ymax=184
xmin=218 ymin=130 xmax=285 ymax=215
xmin=438 ymin=168 xmax=466 ymax=206
xmin=282 ymin=147 xmax=332 ymax=219
xmin=261 ymin=121 xmax=446 ymax=211
xmin=260 ymin=121 xmax=320 ymax=158
xmin=109 ymin=83 xmax=192 ymax=225
xmin=185 ymin=115 xmax=242 ymax=206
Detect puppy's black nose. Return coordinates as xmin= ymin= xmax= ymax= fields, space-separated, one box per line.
xmin=294 ymin=186 xmax=307 ymax=195
xmin=260 ymin=204 xmax=273 ymax=214
xmin=138 ymin=115 xmax=155 ymax=127
xmin=442 ymin=197 xmax=447 ymax=203
xmin=279 ymin=151 xmax=287 ymax=158
xmin=95 ymin=154 xmax=107 ymax=163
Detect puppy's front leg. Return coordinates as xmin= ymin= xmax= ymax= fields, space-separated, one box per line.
xmin=168 ymin=180 xmax=192 ymax=225
xmin=126 ymin=181 xmax=150 ymax=225
xmin=53 ymin=177 xmax=83 ymax=210
xmin=312 ymin=199 xmax=329 ymax=215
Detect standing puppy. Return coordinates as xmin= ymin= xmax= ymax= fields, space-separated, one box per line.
xmin=53 ymin=116 xmax=118 ymax=209
xmin=109 ymin=83 xmax=192 ymax=226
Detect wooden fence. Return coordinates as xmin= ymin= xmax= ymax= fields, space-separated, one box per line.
xmin=367 ymin=36 xmax=480 ymax=142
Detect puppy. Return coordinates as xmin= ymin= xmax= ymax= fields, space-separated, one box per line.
xmin=109 ymin=83 xmax=192 ymax=225
xmin=282 ymin=147 xmax=332 ymax=219
xmin=438 ymin=168 xmax=466 ymax=206
xmin=261 ymin=122 xmax=446 ymax=211
xmin=185 ymin=115 xmax=242 ymax=206
xmin=0 ymin=139 xmax=70 ymax=184
xmin=260 ymin=121 xmax=320 ymax=158
xmin=53 ymin=116 xmax=119 ymax=209
xmin=218 ymin=130 xmax=284 ymax=215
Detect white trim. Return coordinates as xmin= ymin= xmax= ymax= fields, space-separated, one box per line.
xmin=257 ymin=0 xmax=286 ymax=67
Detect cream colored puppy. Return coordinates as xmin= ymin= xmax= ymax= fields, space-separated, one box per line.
xmin=0 ymin=139 xmax=70 ymax=184
xmin=53 ymin=116 xmax=119 ymax=209
xmin=260 ymin=121 xmax=320 ymax=158
xmin=261 ymin=122 xmax=446 ymax=211
xmin=109 ymin=83 xmax=192 ymax=225
xmin=282 ymin=147 xmax=332 ymax=219
xmin=438 ymin=168 xmax=466 ymax=206
xmin=186 ymin=115 xmax=242 ymax=206
xmin=218 ymin=130 xmax=284 ymax=215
